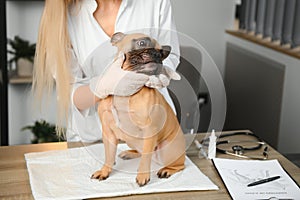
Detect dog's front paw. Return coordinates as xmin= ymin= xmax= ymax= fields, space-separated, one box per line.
xmin=136 ymin=172 xmax=150 ymax=186
xmin=91 ymin=170 xmax=109 ymax=180
xmin=91 ymin=166 xmax=111 ymax=180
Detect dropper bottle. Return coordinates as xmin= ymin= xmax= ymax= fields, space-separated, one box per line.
xmin=208 ymin=129 xmax=217 ymax=159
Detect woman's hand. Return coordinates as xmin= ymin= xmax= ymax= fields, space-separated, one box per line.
xmin=146 ymin=66 xmax=181 ymax=89
xmin=89 ymin=52 xmax=181 ymax=99
xmin=89 ymin=53 xmax=149 ymax=99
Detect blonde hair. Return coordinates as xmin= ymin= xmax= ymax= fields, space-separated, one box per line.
xmin=33 ymin=0 xmax=78 ymax=136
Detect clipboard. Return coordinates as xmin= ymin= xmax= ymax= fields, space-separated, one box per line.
xmin=212 ymin=158 xmax=300 ymax=200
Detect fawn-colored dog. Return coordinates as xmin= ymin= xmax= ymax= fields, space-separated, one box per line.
xmin=91 ymin=32 xmax=186 ymax=186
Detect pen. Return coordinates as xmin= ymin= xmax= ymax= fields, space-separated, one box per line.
xmin=247 ymin=176 xmax=281 ymax=187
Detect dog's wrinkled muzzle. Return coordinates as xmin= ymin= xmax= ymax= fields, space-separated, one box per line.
xmin=123 ymin=48 xmax=166 ymax=75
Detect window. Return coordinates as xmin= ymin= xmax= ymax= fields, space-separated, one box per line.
xmin=227 ymin=0 xmax=300 ymax=59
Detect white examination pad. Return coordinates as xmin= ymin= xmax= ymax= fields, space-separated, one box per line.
xmin=25 ymin=143 xmax=218 ymax=200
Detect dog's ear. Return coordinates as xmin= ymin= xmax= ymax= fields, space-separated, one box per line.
xmin=111 ymin=32 xmax=125 ymax=45
xmin=161 ymin=45 xmax=171 ymax=60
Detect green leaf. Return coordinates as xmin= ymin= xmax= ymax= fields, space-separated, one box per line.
xmin=7 ymin=35 xmax=36 ymax=64
xmin=21 ymin=119 xmax=65 ymax=143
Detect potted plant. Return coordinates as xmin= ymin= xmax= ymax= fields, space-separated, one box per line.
xmin=21 ymin=119 xmax=65 ymax=144
xmin=7 ymin=36 xmax=36 ymax=77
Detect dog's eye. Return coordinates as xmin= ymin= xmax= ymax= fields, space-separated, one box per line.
xmin=137 ymin=40 xmax=146 ymax=47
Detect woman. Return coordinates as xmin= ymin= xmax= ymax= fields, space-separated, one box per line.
xmin=33 ymin=0 xmax=180 ymax=142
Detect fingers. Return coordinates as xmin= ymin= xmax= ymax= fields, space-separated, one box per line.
xmin=145 ymin=75 xmax=161 ymax=88
xmin=124 ymin=71 xmax=149 ymax=82
xmin=145 ymin=67 xmax=180 ymax=89
xmin=158 ymin=74 xmax=170 ymax=87
xmin=165 ymin=67 xmax=181 ymax=80
xmin=113 ymin=72 xmax=149 ymax=96
xmin=145 ymin=75 xmax=170 ymax=89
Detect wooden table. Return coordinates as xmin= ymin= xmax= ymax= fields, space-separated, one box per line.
xmin=0 ymin=130 xmax=299 ymax=199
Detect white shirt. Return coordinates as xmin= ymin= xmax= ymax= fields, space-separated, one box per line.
xmin=67 ymin=0 xmax=180 ymax=142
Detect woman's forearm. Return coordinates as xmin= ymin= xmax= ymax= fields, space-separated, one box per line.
xmin=73 ymin=85 xmax=100 ymax=111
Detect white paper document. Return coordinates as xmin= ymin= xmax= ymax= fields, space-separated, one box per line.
xmin=25 ymin=144 xmax=218 ymax=200
xmin=213 ymin=158 xmax=300 ymax=200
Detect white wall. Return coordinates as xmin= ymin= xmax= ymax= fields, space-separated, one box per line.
xmin=6 ymin=1 xmax=43 ymax=44
xmin=6 ymin=1 xmax=57 ymax=145
xmin=6 ymin=0 xmax=236 ymax=145
xmin=8 ymin=84 xmax=57 ymax=144
xmin=171 ymin=0 xmax=236 ymax=76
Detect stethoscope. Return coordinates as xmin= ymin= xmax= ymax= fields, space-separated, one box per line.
xmin=201 ymin=131 xmax=269 ymax=160
xmin=216 ymin=132 xmax=269 ymax=160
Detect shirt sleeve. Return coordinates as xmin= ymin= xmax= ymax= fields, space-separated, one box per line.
xmin=159 ymin=0 xmax=180 ymax=71
xmin=69 ymin=49 xmax=90 ymax=117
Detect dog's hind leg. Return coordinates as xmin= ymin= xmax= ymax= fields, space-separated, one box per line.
xmin=157 ymin=153 xmax=185 ymax=178
xmin=156 ymin=128 xmax=186 ymax=178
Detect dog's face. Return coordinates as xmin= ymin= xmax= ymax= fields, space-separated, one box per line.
xmin=111 ymin=32 xmax=171 ymax=75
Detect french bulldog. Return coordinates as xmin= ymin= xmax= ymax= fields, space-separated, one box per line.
xmin=91 ymin=32 xmax=186 ymax=186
